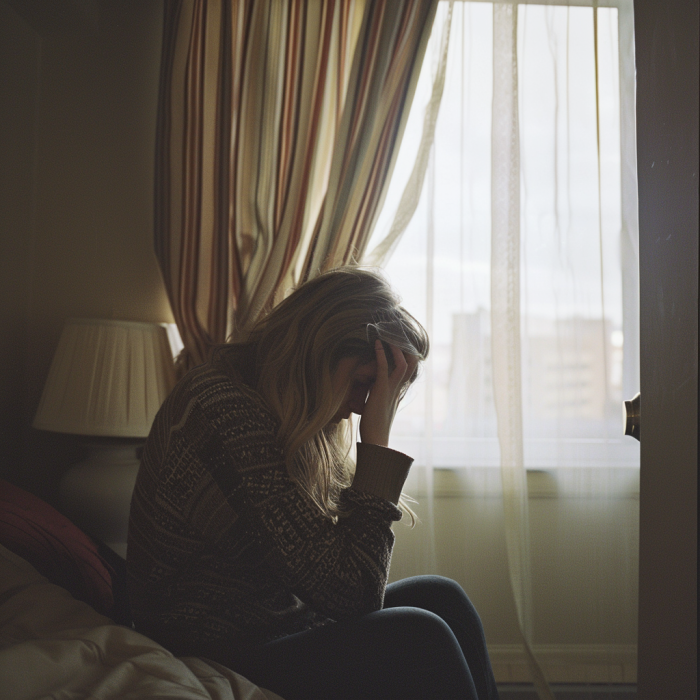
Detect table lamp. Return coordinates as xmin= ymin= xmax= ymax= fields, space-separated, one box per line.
xmin=33 ymin=319 xmax=177 ymax=557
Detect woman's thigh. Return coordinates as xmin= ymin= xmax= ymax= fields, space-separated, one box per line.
xmin=233 ymin=605 xmax=479 ymax=700
xmin=384 ymin=576 xmax=499 ymax=700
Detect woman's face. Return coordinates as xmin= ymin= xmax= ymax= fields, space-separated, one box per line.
xmin=329 ymin=356 xmax=377 ymax=423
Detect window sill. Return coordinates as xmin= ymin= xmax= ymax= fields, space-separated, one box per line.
xmin=403 ymin=466 xmax=640 ymax=499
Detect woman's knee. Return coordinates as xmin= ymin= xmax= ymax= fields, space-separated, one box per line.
xmin=388 ymin=575 xmax=476 ymax=611
xmin=385 ymin=576 xmax=487 ymax=641
xmin=361 ymin=606 xmax=460 ymax=653
xmin=430 ymin=576 xmax=480 ymax=615
xmin=420 ymin=575 xmax=470 ymax=601
xmin=389 ymin=574 xmax=463 ymax=595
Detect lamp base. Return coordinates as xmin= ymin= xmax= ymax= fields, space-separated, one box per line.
xmin=59 ymin=440 xmax=142 ymax=558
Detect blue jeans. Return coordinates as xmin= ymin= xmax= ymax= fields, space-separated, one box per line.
xmin=233 ymin=576 xmax=499 ymax=700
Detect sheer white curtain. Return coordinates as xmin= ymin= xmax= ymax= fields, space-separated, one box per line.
xmin=363 ymin=1 xmax=639 ymax=694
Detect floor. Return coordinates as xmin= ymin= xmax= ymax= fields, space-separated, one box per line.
xmin=497 ymin=685 xmax=638 ymax=700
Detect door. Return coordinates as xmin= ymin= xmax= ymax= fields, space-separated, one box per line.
xmin=635 ymin=0 xmax=698 ymax=697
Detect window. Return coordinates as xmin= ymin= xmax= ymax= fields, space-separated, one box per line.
xmin=366 ymin=0 xmax=639 ymax=470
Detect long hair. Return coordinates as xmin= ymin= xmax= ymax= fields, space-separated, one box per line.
xmin=211 ymin=266 xmax=429 ymax=522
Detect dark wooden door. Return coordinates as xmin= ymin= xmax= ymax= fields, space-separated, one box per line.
xmin=635 ymin=0 xmax=698 ymax=697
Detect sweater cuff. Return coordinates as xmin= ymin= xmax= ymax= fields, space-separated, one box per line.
xmin=352 ymin=442 xmax=413 ymax=505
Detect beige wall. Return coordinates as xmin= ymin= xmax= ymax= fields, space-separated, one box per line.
xmin=0 ymin=2 xmax=39 ymax=497
xmin=0 ymin=0 xmax=169 ymax=502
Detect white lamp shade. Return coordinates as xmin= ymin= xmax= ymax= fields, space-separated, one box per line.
xmin=33 ymin=319 xmax=177 ymax=438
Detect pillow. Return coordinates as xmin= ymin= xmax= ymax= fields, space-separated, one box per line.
xmin=0 ymin=479 xmax=125 ymax=622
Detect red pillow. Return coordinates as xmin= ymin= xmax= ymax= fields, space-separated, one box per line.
xmin=0 ymin=478 xmax=116 ymax=618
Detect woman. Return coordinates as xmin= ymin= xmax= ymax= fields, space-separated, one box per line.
xmin=127 ymin=266 xmax=499 ymax=700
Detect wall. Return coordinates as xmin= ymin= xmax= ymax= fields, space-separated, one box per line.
xmin=0 ymin=2 xmax=39 ymax=498
xmin=0 ymin=0 xmax=169 ymax=503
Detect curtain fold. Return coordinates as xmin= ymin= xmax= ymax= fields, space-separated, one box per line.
xmin=154 ymin=0 xmax=437 ymax=370
xmin=490 ymin=5 xmax=553 ymax=698
xmin=365 ymin=2 xmax=454 ymax=268
xmin=304 ymin=1 xmax=439 ymax=275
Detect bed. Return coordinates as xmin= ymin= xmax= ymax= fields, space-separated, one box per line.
xmin=0 ymin=480 xmax=284 ymax=700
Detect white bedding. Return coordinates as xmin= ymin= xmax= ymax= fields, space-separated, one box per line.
xmin=0 ymin=544 xmax=284 ymax=700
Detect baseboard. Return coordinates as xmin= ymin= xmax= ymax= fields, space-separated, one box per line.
xmin=489 ymin=644 xmax=637 ymax=684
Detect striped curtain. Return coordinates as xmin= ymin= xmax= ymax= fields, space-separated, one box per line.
xmin=155 ymin=0 xmax=437 ymax=369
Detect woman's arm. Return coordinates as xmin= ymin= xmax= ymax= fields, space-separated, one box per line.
xmin=232 ymin=427 xmax=412 ymax=621
xmin=199 ymin=362 xmax=414 ymax=623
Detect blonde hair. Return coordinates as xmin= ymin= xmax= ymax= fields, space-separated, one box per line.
xmin=211 ymin=266 xmax=429 ymax=522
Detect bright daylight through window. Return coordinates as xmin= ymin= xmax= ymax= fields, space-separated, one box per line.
xmin=366 ymin=0 xmax=639 ymax=471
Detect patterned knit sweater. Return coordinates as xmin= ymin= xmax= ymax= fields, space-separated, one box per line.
xmin=126 ymin=361 xmax=413 ymax=659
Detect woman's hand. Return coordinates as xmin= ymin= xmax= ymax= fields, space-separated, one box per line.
xmin=359 ymin=341 xmax=419 ymax=448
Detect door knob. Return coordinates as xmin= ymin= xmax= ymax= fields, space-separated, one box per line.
xmin=623 ymin=392 xmax=641 ymax=441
